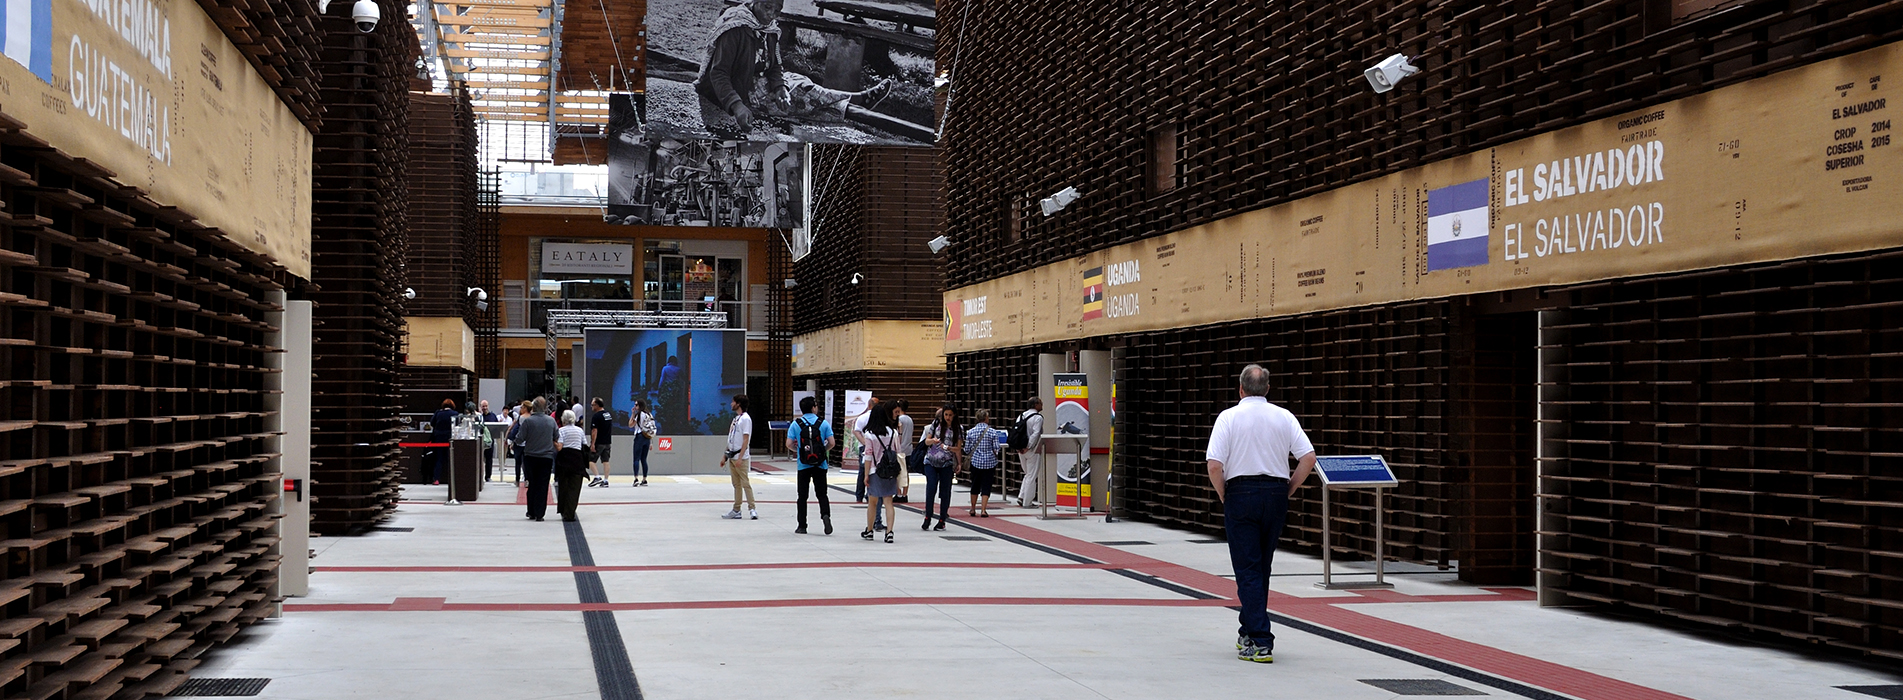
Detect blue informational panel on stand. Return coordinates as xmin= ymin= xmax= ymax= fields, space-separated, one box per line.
xmin=1314 ymin=455 xmax=1398 ymax=487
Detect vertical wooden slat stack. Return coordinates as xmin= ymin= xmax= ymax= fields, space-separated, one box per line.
xmin=400 ymin=90 xmax=488 ymax=403
xmin=0 ymin=119 xmax=288 ymax=700
xmin=308 ymin=3 xmax=417 ymax=536
xmin=1541 ymin=249 xmax=1903 ymax=659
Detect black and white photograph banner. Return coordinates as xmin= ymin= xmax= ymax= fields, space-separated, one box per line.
xmin=606 ymin=94 xmax=807 ymax=228
xmin=644 ymin=0 xmax=937 ymax=145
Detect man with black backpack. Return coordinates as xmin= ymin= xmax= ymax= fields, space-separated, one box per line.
xmin=786 ymin=396 xmax=835 ymax=534
xmin=1012 ymin=397 xmax=1045 ymax=508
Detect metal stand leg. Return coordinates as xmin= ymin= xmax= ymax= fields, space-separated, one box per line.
xmin=1316 ymin=485 xmax=1392 ymax=590
xmin=1319 ymin=486 xmax=1332 ymax=588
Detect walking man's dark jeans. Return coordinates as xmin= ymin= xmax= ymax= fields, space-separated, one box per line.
xmin=523 ymin=455 xmax=554 ymax=520
xmin=1224 ymin=476 xmax=1290 ymax=650
xmin=796 ymin=466 xmax=830 ymax=528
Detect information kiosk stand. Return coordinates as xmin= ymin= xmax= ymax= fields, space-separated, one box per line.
xmin=1037 ymin=434 xmax=1089 ymax=520
xmin=1313 ymin=455 xmax=1399 ymax=590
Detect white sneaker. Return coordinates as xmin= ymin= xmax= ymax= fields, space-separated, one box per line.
xmin=722 ymin=510 xmax=743 ymax=519
xmin=748 ymin=509 xmax=759 ymax=520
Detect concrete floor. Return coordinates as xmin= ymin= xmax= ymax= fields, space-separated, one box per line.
xmin=192 ymin=460 xmax=1903 ymax=700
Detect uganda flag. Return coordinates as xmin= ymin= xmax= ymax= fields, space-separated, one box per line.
xmin=1081 ymin=266 xmax=1104 ymax=321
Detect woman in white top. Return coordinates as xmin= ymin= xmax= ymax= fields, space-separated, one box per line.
xmin=554 ymin=410 xmax=590 ymax=521
xmin=627 ymin=400 xmax=657 ymax=486
xmin=860 ymin=403 xmax=902 ymax=543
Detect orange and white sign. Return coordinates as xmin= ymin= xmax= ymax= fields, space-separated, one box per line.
xmin=656 ymin=437 xmax=674 ymax=452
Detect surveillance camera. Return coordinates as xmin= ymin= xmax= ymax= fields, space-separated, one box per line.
xmin=467 ymin=287 xmax=488 ymax=302
xmin=1040 ymin=186 xmax=1081 ymax=217
xmin=926 ymin=235 xmax=950 ymax=254
xmin=402 ymin=287 xmax=416 ymax=300
xmin=475 ymin=300 xmax=489 ymax=312
xmin=352 ymin=0 xmax=379 ymax=32
xmin=317 ymin=0 xmax=330 ymax=12
xmin=850 ymin=273 xmax=863 ymax=286
xmin=782 ymin=278 xmax=798 ymax=289
xmin=1364 ymin=54 xmax=1419 ymax=94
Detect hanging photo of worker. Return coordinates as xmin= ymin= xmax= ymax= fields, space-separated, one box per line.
xmin=644 ymin=0 xmax=937 ymax=145
xmin=605 ymin=93 xmax=653 ymax=221
xmin=603 ymin=132 xmax=805 ymax=228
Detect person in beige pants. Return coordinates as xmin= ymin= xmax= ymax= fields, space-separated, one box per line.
xmin=720 ymin=395 xmax=757 ymax=520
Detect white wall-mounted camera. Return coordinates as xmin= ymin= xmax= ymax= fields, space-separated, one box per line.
xmin=1364 ymin=54 xmax=1419 ymax=94
xmin=353 ymin=0 xmax=380 ymax=33
xmin=926 ymin=235 xmax=950 ymax=254
xmin=402 ymin=287 xmax=416 ymax=300
xmin=1039 ymin=186 xmax=1081 ymax=217
xmin=317 ymin=0 xmax=379 ymax=33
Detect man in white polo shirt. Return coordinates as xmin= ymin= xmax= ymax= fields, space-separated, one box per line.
xmin=1206 ymin=364 xmax=1316 ymax=664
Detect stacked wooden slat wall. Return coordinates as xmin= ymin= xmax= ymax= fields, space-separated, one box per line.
xmin=307 ymin=5 xmax=416 ymax=536
xmin=794 ymin=146 xmax=944 ymax=336
xmin=1540 ymin=249 xmax=1903 ymax=659
xmin=936 ymin=0 xmax=1903 ymax=288
xmin=0 ymin=122 xmax=285 ymax=699
xmin=399 ymin=91 xmax=485 ymax=404
xmin=474 ymin=171 xmax=501 ymax=378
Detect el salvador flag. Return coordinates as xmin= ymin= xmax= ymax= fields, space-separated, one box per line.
xmin=0 ymin=0 xmax=52 ymax=85
xmin=1426 ymin=178 xmax=1490 ymax=272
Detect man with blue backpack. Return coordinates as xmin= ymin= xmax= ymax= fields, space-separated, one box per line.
xmin=786 ymin=395 xmax=835 ymax=534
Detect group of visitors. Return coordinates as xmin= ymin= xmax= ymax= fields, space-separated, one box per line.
xmin=779 ymin=394 xmax=1049 ymax=543
xmin=431 ymin=365 xmax=1317 ymax=665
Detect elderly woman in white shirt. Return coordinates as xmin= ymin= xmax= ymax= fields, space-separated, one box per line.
xmin=554 ymin=410 xmax=591 ymax=521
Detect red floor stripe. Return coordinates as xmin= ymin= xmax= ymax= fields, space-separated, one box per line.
xmin=316 ymin=561 xmax=1115 ymax=574
xmin=286 ymin=596 xmax=1233 ymax=613
xmin=962 ymin=513 xmax=1691 ymax=700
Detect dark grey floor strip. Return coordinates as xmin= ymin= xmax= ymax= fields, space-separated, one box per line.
xmin=565 ymin=519 xmax=643 ymax=700
xmin=823 ymin=484 xmax=1562 ymax=700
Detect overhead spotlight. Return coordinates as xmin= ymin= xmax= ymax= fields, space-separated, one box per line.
xmin=782 ymin=278 xmax=798 ymax=289
xmin=402 ymin=287 xmax=416 ymax=300
xmin=1364 ymin=54 xmax=1419 ymax=94
xmin=926 ymin=235 xmax=950 ymax=254
xmin=850 ymin=273 xmax=864 ymax=286
xmin=1040 ymin=186 xmax=1081 ymax=217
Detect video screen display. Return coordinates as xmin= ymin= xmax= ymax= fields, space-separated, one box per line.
xmin=583 ymin=328 xmax=747 ymax=437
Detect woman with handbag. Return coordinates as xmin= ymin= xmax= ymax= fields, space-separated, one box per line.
xmin=860 ymin=403 xmax=903 ymax=543
xmin=919 ymin=407 xmax=964 ymax=531
xmin=554 ymin=410 xmax=591 ymax=521
xmin=628 ymin=400 xmax=657 ymax=486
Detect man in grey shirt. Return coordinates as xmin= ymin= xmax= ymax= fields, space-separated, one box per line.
xmin=892 ymin=399 xmax=914 ymax=501
xmin=517 ymin=397 xmax=559 ymax=522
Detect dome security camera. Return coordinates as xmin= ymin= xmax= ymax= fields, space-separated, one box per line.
xmin=849 ymin=273 xmax=863 ymax=286
xmin=467 ymin=287 xmax=488 ymax=302
xmin=352 ymin=0 xmax=379 ymax=33
xmin=402 ymin=287 xmax=416 ymax=300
